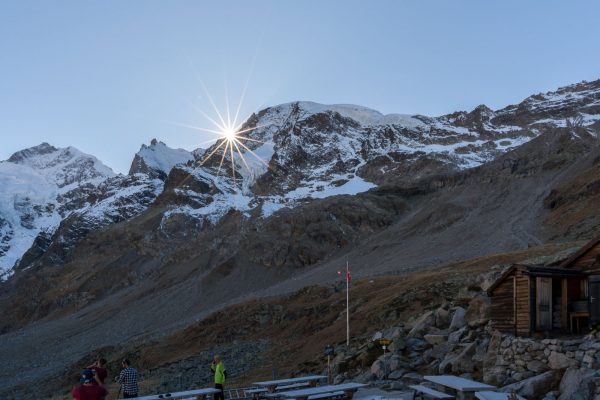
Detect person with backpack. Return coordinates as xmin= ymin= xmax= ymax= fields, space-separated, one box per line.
xmin=210 ymin=355 xmax=226 ymax=400
xmin=86 ymin=358 xmax=108 ymax=386
xmin=116 ymin=359 xmax=139 ymax=398
xmin=71 ymin=369 xmax=108 ymax=400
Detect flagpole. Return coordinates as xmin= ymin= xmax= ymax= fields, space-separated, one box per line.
xmin=346 ymin=261 xmax=350 ymax=347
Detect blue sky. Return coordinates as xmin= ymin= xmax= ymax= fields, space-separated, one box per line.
xmin=1 ymin=0 xmax=599 ymax=173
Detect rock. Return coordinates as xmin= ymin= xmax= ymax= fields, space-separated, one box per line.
xmin=430 ymin=343 xmax=453 ymax=362
xmin=370 ymin=359 xmax=386 ymax=379
xmin=435 ymin=307 xmax=451 ymax=328
xmin=448 ymin=326 xmax=467 ymax=344
xmin=451 ymin=342 xmax=477 ymax=373
xmin=484 ymin=366 xmax=509 ymax=387
xmin=387 ymin=355 xmax=410 ymax=371
xmin=548 ymin=351 xmax=573 ymax=370
xmin=371 ymin=331 xmax=383 ymax=341
xmin=527 ymin=360 xmax=548 ymax=373
xmin=402 ymin=372 xmax=423 ymax=383
xmin=387 ymin=370 xmax=405 ymax=380
xmin=424 ymin=334 xmax=448 ymax=345
xmin=406 ymin=338 xmax=426 ymax=351
xmin=450 ymin=307 xmax=467 ymax=330
xmin=354 ymin=371 xmax=375 ymax=384
xmin=501 ymin=371 xmax=560 ymax=398
xmin=385 ymin=326 xmax=404 ymax=339
xmin=542 ymin=393 xmax=558 ymax=400
xmin=465 ymin=295 xmax=491 ymax=327
xmin=389 ymin=381 xmax=404 ymax=390
xmin=407 ymin=311 xmax=435 ymax=338
xmin=558 ymin=368 xmax=596 ymax=400
xmin=388 ymin=337 xmax=406 ymax=353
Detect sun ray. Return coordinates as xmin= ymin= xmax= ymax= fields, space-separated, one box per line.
xmin=165 ymin=121 xmax=225 ymax=136
xmin=199 ymin=139 xmax=227 ymax=166
xmin=236 ymin=140 xmax=271 ymax=168
xmin=236 ymin=135 xmax=268 ymax=144
xmin=231 ymin=139 xmax=253 ymax=177
xmin=200 ymin=80 xmax=228 ymax=130
xmin=233 ymin=55 xmax=256 ymax=129
xmin=185 ymin=98 xmax=227 ymax=132
xmin=224 ymin=76 xmax=232 ymax=128
xmin=229 ymin=140 xmax=236 ymax=179
xmin=217 ymin=140 xmax=230 ymax=177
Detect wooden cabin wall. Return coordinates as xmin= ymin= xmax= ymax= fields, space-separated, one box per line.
xmin=570 ymin=242 xmax=600 ymax=272
xmin=491 ymin=273 xmax=515 ymax=333
xmin=515 ymin=270 xmax=531 ymax=336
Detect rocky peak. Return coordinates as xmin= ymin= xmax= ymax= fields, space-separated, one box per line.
xmin=7 ymin=142 xmax=58 ymax=163
xmin=129 ymin=139 xmax=194 ymax=180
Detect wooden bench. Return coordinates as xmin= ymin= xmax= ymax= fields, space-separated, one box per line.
xmin=474 ymin=392 xmax=525 ymax=400
xmin=307 ymin=391 xmax=345 ymax=400
xmin=246 ymin=388 xmax=270 ymax=399
xmin=253 ymin=383 xmax=313 ymax=399
xmin=253 ymin=376 xmax=327 ymax=393
xmin=279 ymin=383 xmax=367 ymax=400
xmin=130 ymin=388 xmax=221 ymax=400
xmin=409 ymin=385 xmax=454 ymax=400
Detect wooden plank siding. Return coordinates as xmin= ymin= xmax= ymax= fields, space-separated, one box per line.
xmin=515 ymin=270 xmax=531 ymax=336
xmin=491 ymin=272 xmax=515 ymax=333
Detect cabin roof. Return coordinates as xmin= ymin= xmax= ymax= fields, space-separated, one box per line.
xmin=558 ymin=236 xmax=600 ymax=269
xmin=487 ymin=264 xmax=585 ymax=294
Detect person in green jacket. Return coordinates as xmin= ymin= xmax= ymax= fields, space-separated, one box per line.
xmin=211 ymin=355 xmax=226 ymax=400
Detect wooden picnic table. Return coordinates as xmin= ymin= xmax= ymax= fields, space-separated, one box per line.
xmin=277 ymin=383 xmax=367 ymax=400
xmin=424 ymin=376 xmax=496 ymax=400
xmin=129 ymin=387 xmax=220 ymax=400
xmin=253 ymin=376 xmax=328 ymax=392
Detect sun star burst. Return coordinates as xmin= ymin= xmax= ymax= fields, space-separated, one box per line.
xmin=176 ymin=83 xmax=272 ymax=183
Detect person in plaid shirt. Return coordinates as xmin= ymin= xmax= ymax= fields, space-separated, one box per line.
xmin=116 ymin=359 xmax=139 ymax=398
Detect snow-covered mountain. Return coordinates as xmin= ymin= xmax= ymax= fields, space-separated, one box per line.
xmin=158 ymin=79 xmax=600 ymax=232
xmin=2 ymin=79 xmax=599 ymax=279
xmin=0 ymin=144 xmax=116 ymax=276
xmin=0 ymin=143 xmax=166 ymax=279
xmin=129 ymin=139 xmax=194 ymax=180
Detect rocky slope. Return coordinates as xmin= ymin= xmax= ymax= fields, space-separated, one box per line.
xmin=0 ymin=79 xmax=599 ymax=398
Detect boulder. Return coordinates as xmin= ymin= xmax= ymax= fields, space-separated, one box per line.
xmin=527 ymin=360 xmax=548 ymax=374
xmin=402 ymin=372 xmax=423 ymax=384
xmin=407 ymin=311 xmax=435 ymax=338
xmin=387 ymin=354 xmax=410 ymax=371
xmin=370 ymin=359 xmax=386 ymax=380
xmin=548 ymin=351 xmax=574 ymax=370
xmin=424 ymin=334 xmax=448 ymax=345
xmin=371 ymin=331 xmax=383 ymax=341
xmin=387 ymin=370 xmax=405 ymax=380
xmin=448 ymin=326 xmax=467 ymax=344
xmin=406 ymin=338 xmax=426 ymax=351
xmin=451 ymin=342 xmax=477 ymax=373
xmin=388 ymin=337 xmax=406 ymax=353
xmin=501 ymin=370 xmax=560 ymax=399
xmin=435 ymin=307 xmax=451 ymax=328
xmin=558 ymin=368 xmax=596 ymax=400
xmin=465 ymin=295 xmax=491 ymax=327
xmin=450 ymin=307 xmax=467 ymax=330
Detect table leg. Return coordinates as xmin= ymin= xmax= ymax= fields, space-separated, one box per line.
xmin=344 ymin=390 xmax=355 ymax=399
xmin=196 ymin=395 xmax=207 ymax=400
xmin=309 ymin=380 xmax=317 ymax=387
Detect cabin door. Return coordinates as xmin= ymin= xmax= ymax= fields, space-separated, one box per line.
xmin=589 ymin=276 xmax=600 ymax=326
xmin=536 ymin=277 xmax=553 ymax=331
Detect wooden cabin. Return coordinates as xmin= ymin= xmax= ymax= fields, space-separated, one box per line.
xmin=488 ymin=237 xmax=600 ymax=336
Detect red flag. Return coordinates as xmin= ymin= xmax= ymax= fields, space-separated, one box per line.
xmin=347 ymin=271 xmax=351 ymax=283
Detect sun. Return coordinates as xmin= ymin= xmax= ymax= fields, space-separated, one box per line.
xmin=222 ymin=127 xmax=237 ymax=142
xmin=170 ymin=79 xmax=272 ymax=182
